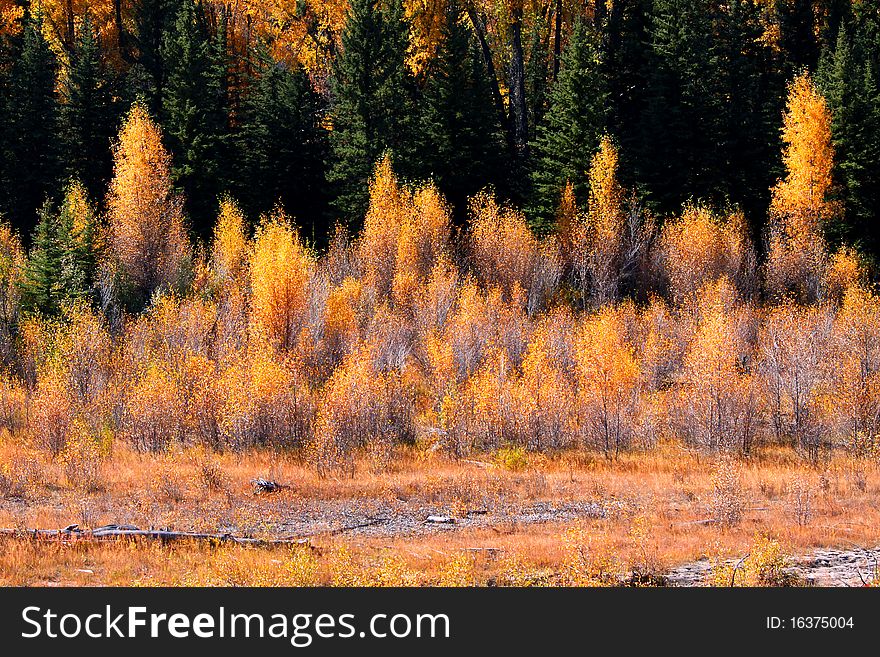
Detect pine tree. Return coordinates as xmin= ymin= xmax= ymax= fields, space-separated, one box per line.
xmin=529 ymin=18 xmax=607 ymax=232
xmin=237 ymin=46 xmax=329 ymax=237
xmin=328 ymin=0 xmax=417 ymax=227
xmin=719 ymin=0 xmax=785 ymax=226
xmin=818 ymin=23 xmax=880 ymax=255
xmin=639 ymin=0 xmax=727 ymax=214
xmin=60 ymin=14 xmax=118 ymax=202
xmin=775 ymin=0 xmax=821 ymax=73
xmin=21 ymin=200 xmax=62 ymax=315
xmin=128 ymin=0 xmax=183 ymax=113
xmin=21 ymin=181 xmax=97 ymax=315
xmin=3 ymin=13 xmax=60 ymax=237
xmin=161 ymin=0 xmax=229 ymax=236
xmin=418 ymin=2 xmax=505 ymax=221
xmin=56 ymin=180 xmax=98 ymax=304
xmin=602 ymin=0 xmax=653 ymax=187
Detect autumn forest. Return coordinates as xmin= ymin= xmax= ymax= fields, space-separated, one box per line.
xmin=0 ymin=0 xmax=879 ymax=587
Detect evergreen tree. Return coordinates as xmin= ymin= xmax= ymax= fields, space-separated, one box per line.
xmin=21 ymin=200 xmax=62 ymax=315
xmin=60 ymin=14 xmax=118 ymax=203
xmin=129 ymin=0 xmax=183 ymax=113
xmin=21 ymin=181 xmax=97 ymax=315
xmin=775 ymin=0 xmax=821 ymax=73
xmin=161 ymin=0 xmax=230 ymax=235
xmin=603 ymin=0 xmax=653 ymax=187
xmin=418 ymin=2 xmax=505 ymax=220
xmin=529 ymin=18 xmax=607 ymax=232
xmin=639 ymin=0 xmax=727 ymax=214
xmin=237 ymin=46 xmax=329 ymax=238
xmin=3 ymin=13 xmax=60 ymax=238
xmin=328 ymin=0 xmax=417 ymax=227
xmin=818 ymin=23 xmax=880 ymax=255
xmin=719 ymin=0 xmax=785 ymax=226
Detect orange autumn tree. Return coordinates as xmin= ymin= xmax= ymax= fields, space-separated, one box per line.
xmin=766 ymin=72 xmax=838 ymax=302
xmin=211 ymin=197 xmax=249 ymax=286
xmin=210 ymin=198 xmax=251 ymax=356
xmin=559 ymin=138 xmax=652 ymax=308
xmin=357 ymin=156 xmax=451 ymax=307
xmin=656 ymin=204 xmax=756 ymax=305
xmin=104 ymin=104 xmax=190 ymax=307
xmin=584 ymin=136 xmax=627 ymax=304
xmin=676 ymin=279 xmax=760 ymax=454
xmin=469 ymin=191 xmax=561 ymax=315
xmin=574 ymin=306 xmax=641 ymax=459
xmin=249 ymin=209 xmax=314 ymax=352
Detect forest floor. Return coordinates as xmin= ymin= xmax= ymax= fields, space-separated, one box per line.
xmin=1 ymin=439 xmax=879 ymax=586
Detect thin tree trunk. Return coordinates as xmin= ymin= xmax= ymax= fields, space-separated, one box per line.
xmin=509 ymin=7 xmax=528 ymax=157
xmin=553 ymin=0 xmax=562 ymax=81
xmin=465 ymin=5 xmax=510 ymax=142
xmin=114 ymin=0 xmax=131 ymax=63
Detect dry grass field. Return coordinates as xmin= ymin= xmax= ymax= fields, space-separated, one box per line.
xmin=3 ymin=437 xmax=879 ymax=587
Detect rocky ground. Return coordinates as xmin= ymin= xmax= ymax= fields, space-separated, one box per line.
xmin=261 ymin=498 xmax=607 ymax=539
xmin=667 ymin=547 xmax=880 ymax=587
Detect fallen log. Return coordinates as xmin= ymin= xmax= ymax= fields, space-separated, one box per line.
xmin=0 ymin=524 xmax=312 ymax=548
xmin=251 ymin=478 xmax=289 ymax=495
xmin=299 ymin=517 xmax=388 ymax=538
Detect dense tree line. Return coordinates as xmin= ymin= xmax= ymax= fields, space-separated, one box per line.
xmin=0 ymin=70 xmax=875 ymax=473
xmin=0 ymin=0 xmax=877 ymax=262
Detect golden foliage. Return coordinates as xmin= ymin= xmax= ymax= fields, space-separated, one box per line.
xmin=211 ymin=198 xmax=250 ymax=286
xmin=469 ymin=192 xmax=560 ymax=315
xmin=249 ymin=209 xmax=314 ymax=352
xmin=766 ymin=73 xmax=838 ymax=303
xmin=657 ymin=204 xmax=755 ymax=304
xmin=770 ymin=72 xmax=836 ymax=231
xmin=105 ymin=104 xmax=190 ymax=301
xmin=676 ymin=281 xmax=759 ymax=453
xmin=574 ymin=306 xmax=641 ymax=457
xmin=358 ymin=156 xmax=451 ymax=307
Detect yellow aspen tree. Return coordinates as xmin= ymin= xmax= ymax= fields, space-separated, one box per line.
xmin=766 ymin=73 xmax=837 ymax=302
xmin=211 ymin=197 xmax=249 ymax=285
xmin=757 ymin=302 xmax=834 ymax=463
xmin=469 ymin=191 xmax=560 ymax=315
xmin=249 ymin=209 xmax=314 ymax=352
xmin=392 ymin=183 xmax=451 ymax=308
xmin=770 ymin=73 xmax=836 ymax=229
xmin=209 ymin=198 xmax=250 ymax=357
xmin=585 ymin=136 xmax=626 ymax=305
xmin=555 ymin=181 xmax=581 ymax=254
xmin=657 ymin=204 xmax=755 ymax=305
xmin=830 ymin=286 xmax=880 ymax=445
xmin=359 ymin=154 xmax=411 ymax=298
xmin=323 ymin=276 xmax=364 ymax=364
xmin=0 ymin=222 xmax=24 ymax=359
xmin=677 ymin=279 xmax=759 ymax=454
xmin=560 ymin=139 xmax=651 ymax=308
xmin=359 ymin=157 xmax=452 ymax=308
xmin=574 ymin=307 xmax=641 ymax=458
xmin=105 ymin=104 xmax=190 ymax=305
xmin=518 ymin=309 xmax=577 ymax=450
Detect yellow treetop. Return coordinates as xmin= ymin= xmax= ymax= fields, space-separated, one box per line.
xmin=106 ymin=104 xmax=189 ymax=299
xmin=249 ymin=209 xmax=314 ymax=352
xmin=587 ymin=136 xmax=626 ymax=244
xmin=770 ymin=72 xmax=836 ymax=231
xmin=211 ymin=197 xmax=250 ymax=285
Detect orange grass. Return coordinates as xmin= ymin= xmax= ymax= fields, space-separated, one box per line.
xmin=1 ymin=437 xmax=879 ymax=586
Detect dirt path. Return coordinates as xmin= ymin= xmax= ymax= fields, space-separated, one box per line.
xmin=666 ymin=547 xmax=880 ymax=587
